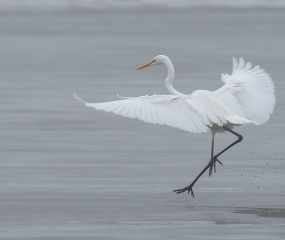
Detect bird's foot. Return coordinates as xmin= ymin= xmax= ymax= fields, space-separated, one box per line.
xmin=209 ymin=156 xmax=223 ymax=176
xmin=173 ymin=183 xmax=195 ymax=198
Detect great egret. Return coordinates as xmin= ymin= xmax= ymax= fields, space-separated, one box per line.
xmin=74 ymin=55 xmax=275 ymax=197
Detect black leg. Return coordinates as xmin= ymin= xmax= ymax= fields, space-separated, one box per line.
xmin=214 ymin=126 xmax=243 ymax=159
xmin=173 ymin=160 xmax=213 ymax=197
xmin=208 ymin=126 xmax=243 ymax=176
xmin=173 ymin=126 xmax=243 ymax=197
xmin=208 ymin=132 xmax=223 ymax=176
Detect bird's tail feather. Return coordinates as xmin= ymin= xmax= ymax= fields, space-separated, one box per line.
xmin=227 ymin=116 xmax=259 ymax=125
xmin=73 ymin=92 xmax=86 ymax=105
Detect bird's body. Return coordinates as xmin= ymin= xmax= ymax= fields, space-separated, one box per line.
xmin=74 ymin=55 xmax=275 ymax=197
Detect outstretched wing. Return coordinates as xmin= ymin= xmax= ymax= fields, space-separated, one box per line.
xmin=215 ymin=57 xmax=275 ymax=124
xmin=75 ymin=93 xmax=209 ymax=133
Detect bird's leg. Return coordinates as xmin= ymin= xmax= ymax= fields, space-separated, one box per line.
xmin=173 ymin=131 xmax=216 ymax=198
xmin=173 ymin=132 xmax=220 ymax=197
xmin=208 ymin=156 xmax=223 ymax=176
xmin=173 ymin=127 xmax=243 ymax=197
xmin=173 ymin=161 xmax=213 ymax=197
xmin=173 ymin=161 xmax=217 ymax=198
xmin=208 ymin=132 xmax=223 ymax=176
xmin=209 ymin=126 xmax=243 ymax=176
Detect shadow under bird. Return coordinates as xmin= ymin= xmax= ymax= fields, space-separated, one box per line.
xmin=74 ymin=55 xmax=275 ymax=197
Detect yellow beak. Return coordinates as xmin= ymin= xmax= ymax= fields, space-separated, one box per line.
xmin=136 ymin=61 xmax=152 ymax=70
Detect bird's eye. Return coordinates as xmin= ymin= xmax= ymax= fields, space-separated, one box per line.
xmin=152 ymin=59 xmax=156 ymax=63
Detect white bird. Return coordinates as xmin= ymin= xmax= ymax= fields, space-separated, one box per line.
xmin=74 ymin=55 xmax=275 ymax=197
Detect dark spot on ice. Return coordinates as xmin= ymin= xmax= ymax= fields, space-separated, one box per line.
xmin=234 ymin=208 xmax=285 ymax=218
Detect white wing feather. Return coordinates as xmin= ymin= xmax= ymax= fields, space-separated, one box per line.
xmin=80 ymin=94 xmax=209 ymax=133
xmin=216 ymin=57 xmax=275 ymax=124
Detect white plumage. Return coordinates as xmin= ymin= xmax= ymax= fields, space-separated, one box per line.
xmin=74 ymin=55 xmax=275 ymax=197
xmin=216 ymin=57 xmax=275 ymax=125
xmin=75 ymin=56 xmax=274 ymax=132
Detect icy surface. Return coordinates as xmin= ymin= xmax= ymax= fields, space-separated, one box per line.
xmin=1 ymin=0 xmax=285 ymax=11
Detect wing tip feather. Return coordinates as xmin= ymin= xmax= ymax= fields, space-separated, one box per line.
xmin=73 ymin=92 xmax=86 ymax=105
xmin=232 ymin=57 xmax=238 ymax=71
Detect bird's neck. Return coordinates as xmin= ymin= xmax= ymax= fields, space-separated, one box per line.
xmin=164 ymin=60 xmax=182 ymax=95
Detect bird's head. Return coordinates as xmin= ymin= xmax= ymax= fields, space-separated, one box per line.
xmin=136 ymin=55 xmax=169 ymax=70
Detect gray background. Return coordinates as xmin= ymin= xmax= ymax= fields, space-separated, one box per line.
xmin=0 ymin=6 xmax=284 ymax=239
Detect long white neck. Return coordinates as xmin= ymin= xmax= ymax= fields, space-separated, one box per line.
xmin=162 ymin=57 xmax=183 ymax=95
